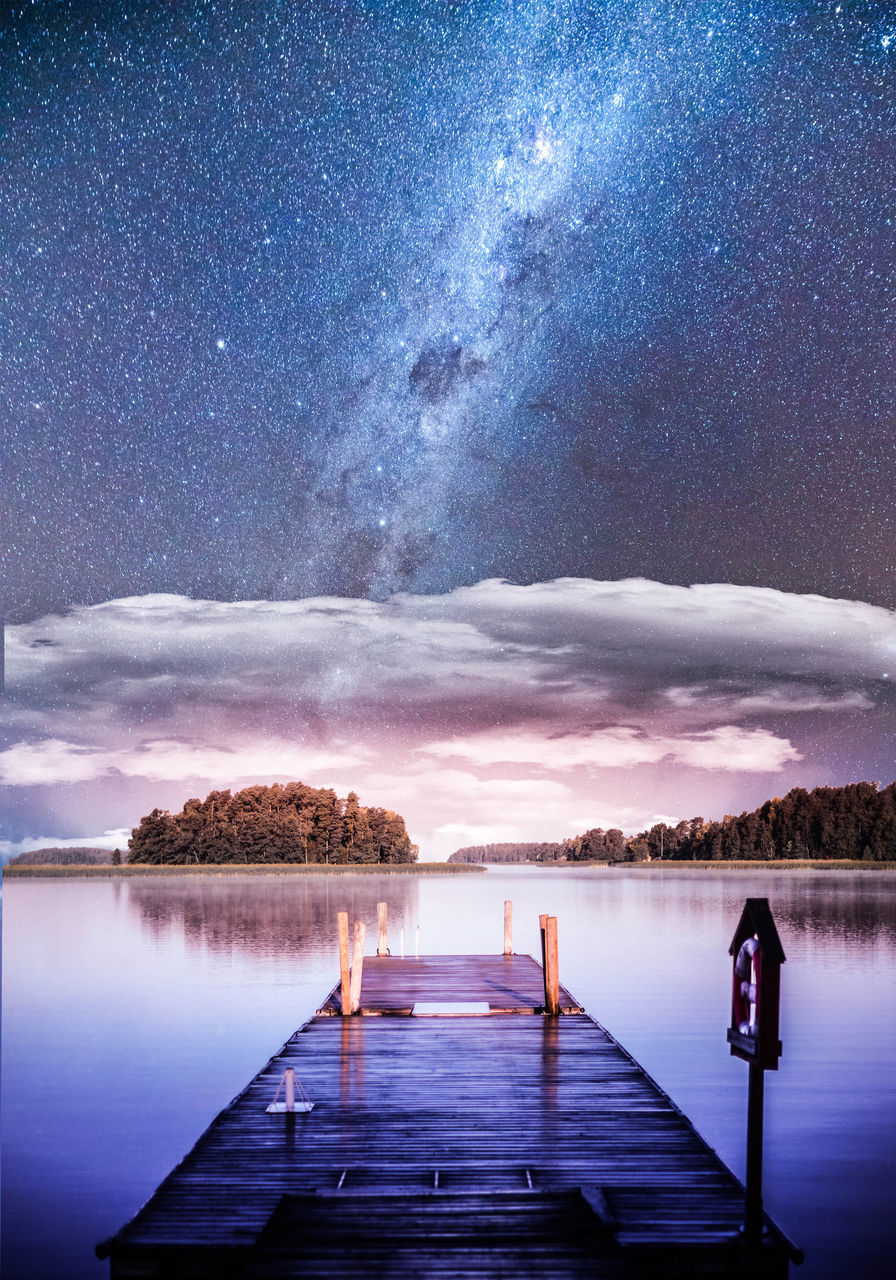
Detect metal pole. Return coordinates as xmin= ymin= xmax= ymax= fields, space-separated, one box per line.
xmin=745 ymin=1063 xmax=765 ymax=1244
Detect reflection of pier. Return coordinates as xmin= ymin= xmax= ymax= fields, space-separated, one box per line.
xmin=98 ymin=933 xmax=799 ymax=1277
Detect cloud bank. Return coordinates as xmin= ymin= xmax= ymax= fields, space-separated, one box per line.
xmin=2 ymin=579 xmax=892 ymax=858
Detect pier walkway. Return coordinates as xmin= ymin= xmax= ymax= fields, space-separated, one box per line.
xmin=98 ymin=951 xmax=798 ymax=1278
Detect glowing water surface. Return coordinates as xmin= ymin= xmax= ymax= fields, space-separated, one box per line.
xmin=3 ymin=867 xmax=895 ymax=1278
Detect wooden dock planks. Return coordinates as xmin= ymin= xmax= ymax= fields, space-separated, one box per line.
xmin=317 ymin=954 xmax=584 ymax=1014
xmin=98 ymin=955 xmax=795 ymax=1279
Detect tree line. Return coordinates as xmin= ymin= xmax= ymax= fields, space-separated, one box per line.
xmin=8 ymin=846 xmax=116 ymax=866
xmin=449 ymin=781 xmax=896 ymax=864
xmin=128 ymin=783 xmax=417 ymax=865
xmin=449 ymin=841 xmax=566 ymax=864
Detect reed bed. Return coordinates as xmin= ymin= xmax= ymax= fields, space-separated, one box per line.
xmin=610 ymin=858 xmax=896 ymax=871
xmin=2 ymin=861 xmax=485 ymax=879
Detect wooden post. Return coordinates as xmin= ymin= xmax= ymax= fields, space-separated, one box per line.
xmin=544 ymin=916 xmax=560 ymax=1015
xmin=744 ymin=1063 xmax=765 ymax=1244
xmin=338 ymin=911 xmax=351 ymax=1016
xmin=503 ymin=900 xmax=513 ymax=955
xmin=350 ymin=920 xmax=365 ymax=1014
xmin=285 ymin=1068 xmax=295 ymax=1112
xmin=377 ymin=901 xmax=388 ymax=956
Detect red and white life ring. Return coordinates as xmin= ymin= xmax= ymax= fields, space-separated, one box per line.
xmin=733 ymin=936 xmax=760 ymax=1036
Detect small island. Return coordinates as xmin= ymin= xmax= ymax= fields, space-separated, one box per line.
xmin=128 ymin=782 xmax=417 ymax=865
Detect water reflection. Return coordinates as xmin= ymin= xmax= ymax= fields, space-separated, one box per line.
xmin=593 ymin=869 xmax=896 ymax=948
xmin=340 ymin=1017 xmax=366 ymax=1109
xmin=127 ymin=875 xmax=422 ymax=960
xmin=124 ymin=869 xmax=896 ymax=967
xmin=538 ymin=1017 xmax=560 ymax=1151
xmin=4 ymin=868 xmax=896 ymax=1280
xmin=755 ymin=877 xmax=896 ymax=946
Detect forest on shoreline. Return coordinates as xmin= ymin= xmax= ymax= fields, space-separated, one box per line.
xmin=449 ymin=781 xmax=896 ymax=865
xmin=9 ymin=781 xmax=896 ymax=872
xmin=127 ymin=783 xmax=417 ymax=865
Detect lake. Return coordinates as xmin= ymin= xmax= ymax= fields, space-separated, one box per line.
xmin=2 ymin=866 xmax=895 ymax=1278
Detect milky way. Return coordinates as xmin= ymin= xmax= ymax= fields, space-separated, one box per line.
xmin=4 ymin=0 xmax=895 ymax=621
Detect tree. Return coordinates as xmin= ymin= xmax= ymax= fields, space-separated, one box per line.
xmin=128 ymin=782 xmax=416 ymax=866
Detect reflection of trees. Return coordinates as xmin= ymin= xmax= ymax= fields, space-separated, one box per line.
xmin=127 ymin=877 xmax=421 ymax=960
xmin=566 ymin=870 xmax=896 ymax=950
xmin=124 ymin=871 xmax=896 ymax=960
xmin=767 ymin=878 xmax=896 ymax=947
xmin=625 ymin=870 xmax=896 ymax=947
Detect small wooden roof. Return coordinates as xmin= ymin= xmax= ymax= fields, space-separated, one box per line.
xmin=728 ymin=897 xmax=786 ymax=964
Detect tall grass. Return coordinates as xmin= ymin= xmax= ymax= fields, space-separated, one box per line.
xmin=608 ymin=859 xmax=896 ymax=871
xmin=2 ymin=861 xmax=486 ymax=879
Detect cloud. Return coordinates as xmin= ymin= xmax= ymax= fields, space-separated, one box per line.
xmin=0 ymin=738 xmax=367 ymax=788
xmin=9 ymin=579 xmax=893 ymax=712
xmin=2 ymin=578 xmax=892 ymax=855
xmin=421 ymin=725 xmax=801 ymax=772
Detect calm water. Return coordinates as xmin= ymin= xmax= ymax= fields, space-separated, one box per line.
xmin=2 ymin=867 xmax=895 ymax=1279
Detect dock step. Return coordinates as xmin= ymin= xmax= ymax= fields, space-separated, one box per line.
xmin=248 ymin=1190 xmax=643 ymax=1278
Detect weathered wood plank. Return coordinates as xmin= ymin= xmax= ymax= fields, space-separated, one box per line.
xmin=317 ymin=955 xmax=584 ymax=1015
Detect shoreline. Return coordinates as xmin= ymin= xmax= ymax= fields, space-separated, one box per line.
xmin=5 ymin=858 xmax=895 ymax=878
xmin=532 ymin=858 xmax=896 ymax=871
xmin=1 ymin=861 xmax=485 ymax=879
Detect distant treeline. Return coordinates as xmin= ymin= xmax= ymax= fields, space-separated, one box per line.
xmin=449 ymin=842 xmax=565 ymax=864
xmin=128 ymin=783 xmax=417 ymax=865
xmin=449 ymin=830 xmax=626 ymax=864
xmin=8 ymin=846 xmax=120 ymax=866
xmin=449 ymin=781 xmax=896 ymax=864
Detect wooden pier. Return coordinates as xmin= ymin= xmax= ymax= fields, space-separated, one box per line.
xmin=98 ymin=936 xmax=799 ymax=1278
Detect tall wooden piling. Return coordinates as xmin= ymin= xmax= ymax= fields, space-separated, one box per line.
xmin=338 ymin=911 xmax=351 ymax=1016
xmin=503 ymin=900 xmax=513 ymax=955
xmin=544 ymin=916 xmax=560 ymax=1015
xmin=350 ymin=920 xmax=365 ymax=1014
xmin=377 ymin=901 xmax=388 ymax=956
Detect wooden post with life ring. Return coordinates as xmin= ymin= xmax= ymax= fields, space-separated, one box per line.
xmin=726 ymin=898 xmax=786 ymax=1249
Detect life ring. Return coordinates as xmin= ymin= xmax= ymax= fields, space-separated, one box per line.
xmin=733 ymin=936 xmax=759 ymax=1036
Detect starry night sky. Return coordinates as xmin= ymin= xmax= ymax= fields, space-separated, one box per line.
xmin=2 ymin=0 xmax=895 ymax=855
xmin=5 ymin=0 xmax=895 ymax=618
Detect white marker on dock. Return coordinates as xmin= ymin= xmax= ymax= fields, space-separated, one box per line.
xmin=266 ymin=1067 xmax=313 ymax=1113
